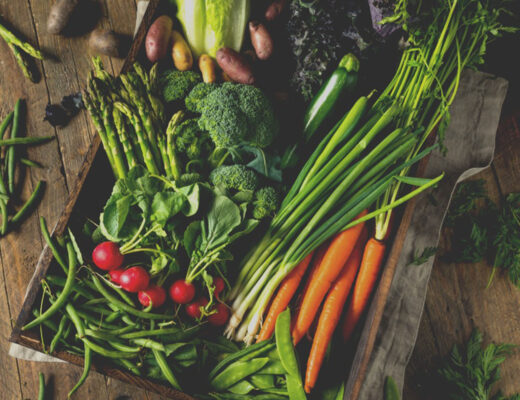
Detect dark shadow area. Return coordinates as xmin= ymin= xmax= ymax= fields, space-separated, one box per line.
xmin=60 ymin=0 xmax=102 ymax=38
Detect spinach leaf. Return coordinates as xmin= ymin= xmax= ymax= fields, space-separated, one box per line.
xmin=201 ymin=195 xmax=242 ymax=251
xmin=178 ymin=183 xmax=201 ymax=216
xmin=151 ymin=191 xmax=185 ymax=226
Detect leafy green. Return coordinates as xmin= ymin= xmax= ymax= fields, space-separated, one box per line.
xmin=174 ymin=0 xmax=250 ymax=58
xmin=408 ymin=246 xmax=437 ymax=266
xmin=439 ymin=329 xmax=518 ymax=400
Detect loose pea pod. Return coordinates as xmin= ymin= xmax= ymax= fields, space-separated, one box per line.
xmin=228 ymin=379 xmax=255 ymax=395
xmin=210 ymin=358 xmax=269 ymax=391
xmin=258 ymin=359 xmax=285 ymax=375
xmin=275 ymin=308 xmax=300 ymax=377
xmin=23 ymin=243 xmax=77 ymax=331
xmin=152 ymin=348 xmax=182 ymax=390
xmin=384 ymin=376 xmax=401 ymax=400
xmin=68 ymin=343 xmax=92 ymax=398
xmin=286 ymin=373 xmax=307 ymax=400
xmin=303 ymin=53 xmax=360 ymax=142
xmin=209 ymin=340 xmax=275 ymax=381
xmin=249 ymin=373 xmax=274 ymax=389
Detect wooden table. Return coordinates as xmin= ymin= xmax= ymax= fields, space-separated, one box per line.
xmin=1 ymin=1 xmax=520 ymax=399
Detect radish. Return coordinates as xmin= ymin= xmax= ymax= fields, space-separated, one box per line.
xmin=119 ymin=266 xmax=150 ymax=292
xmin=138 ymin=285 xmax=166 ymax=308
xmin=213 ymin=277 xmax=225 ymax=297
xmin=109 ymin=269 xmax=124 ymax=284
xmin=185 ymin=297 xmax=208 ymax=319
xmin=169 ymin=280 xmax=195 ymax=304
xmin=92 ymin=242 xmax=124 ymax=271
xmin=208 ymin=303 xmax=229 ymax=326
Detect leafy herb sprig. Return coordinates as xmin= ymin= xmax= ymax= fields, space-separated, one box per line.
xmin=439 ymin=329 xmax=519 ymax=400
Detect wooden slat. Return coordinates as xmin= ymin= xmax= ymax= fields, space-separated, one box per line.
xmin=404 ymin=111 xmax=520 ymax=399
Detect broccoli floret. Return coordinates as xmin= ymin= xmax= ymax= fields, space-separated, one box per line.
xmin=197 ymin=83 xmax=278 ymax=150
xmin=161 ymin=70 xmax=202 ymax=103
xmin=252 ymin=187 xmax=280 ymax=219
xmin=185 ymin=82 xmax=218 ymax=112
xmin=175 ymin=119 xmax=212 ymax=160
xmin=210 ymin=165 xmax=259 ymax=192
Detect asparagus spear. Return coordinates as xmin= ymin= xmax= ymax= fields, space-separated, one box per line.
xmin=7 ymin=43 xmax=38 ymax=83
xmin=0 ymin=20 xmax=43 ymax=59
xmin=113 ymin=107 xmax=137 ymax=170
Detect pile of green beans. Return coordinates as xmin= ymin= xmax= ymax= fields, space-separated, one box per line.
xmin=207 ymin=309 xmax=305 ymax=399
xmin=0 ymin=99 xmax=52 ymax=236
xmin=26 ymin=218 xmax=205 ymax=397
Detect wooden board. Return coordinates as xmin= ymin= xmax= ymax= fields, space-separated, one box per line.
xmin=403 ymin=110 xmax=520 ymax=399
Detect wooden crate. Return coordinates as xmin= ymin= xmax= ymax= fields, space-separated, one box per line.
xmin=9 ymin=1 xmax=430 ymax=398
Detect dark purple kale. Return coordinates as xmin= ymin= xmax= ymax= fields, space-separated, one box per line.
xmin=61 ymin=92 xmax=84 ymax=116
xmin=44 ymin=104 xmax=69 ymax=127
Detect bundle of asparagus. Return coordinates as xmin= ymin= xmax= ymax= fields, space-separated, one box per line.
xmin=0 ymin=18 xmax=44 ymax=83
xmin=83 ymin=58 xmax=174 ymax=179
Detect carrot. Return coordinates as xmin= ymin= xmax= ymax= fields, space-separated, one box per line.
xmin=292 ymin=210 xmax=368 ymax=345
xmin=304 ymin=229 xmax=367 ymax=393
xmin=256 ymin=251 xmax=314 ymax=342
xmin=342 ymin=237 xmax=386 ymax=342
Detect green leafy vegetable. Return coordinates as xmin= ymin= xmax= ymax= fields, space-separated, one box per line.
xmin=408 ymin=246 xmax=437 ymax=266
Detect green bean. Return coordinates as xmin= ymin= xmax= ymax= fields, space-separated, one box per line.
xmin=68 ymin=343 xmax=92 ymax=398
xmin=114 ymin=359 xmax=141 ymax=376
xmin=66 ymin=303 xmax=85 ymax=337
xmin=109 ymin=341 xmax=141 ymax=353
xmin=7 ymin=99 xmax=22 ymax=194
xmin=49 ymin=315 xmax=67 ymax=353
xmin=384 ymin=376 xmax=401 ymax=400
xmin=84 ymin=277 xmax=134 ymax=307
xmin=20 ymin=158 xmax=43 ymax=168
xmin=87 ymin=323 xmax=136 ymax=336
xmin=275 ymin=309 xmax=299 ymax=377
xmin=38 ymin=372 xmax=45 ymax=400
xmin=0 ymin=200 xmax=8 ymax=236
xmin=131 ymin=338 xmax=165 ymax=352
xmin=119 ymin=326 xmax=198 ymax=340
xmin=40 ymin=218 xmax=67 ymax=274
xmin=31 ymin=309 xmax=59 ymax=332
xmin=90 ymin=273 xmax=169 ymax=320
xmin=210 ymin=358 xmax=269 ymax=391
xmin=84 ymin=328 xmax=117 ymax=341
xmin=209 ymin=341 xmax=275 ymax=382
xmin=46 ymin=275 xmax=95 ymax=299
xmin=0 ymin=111 xmax=13 ymax=138
xmin=84 ymin=338 xmax=138 ymax=359
xmin=0 ymin=136 xmax=53 ymax=146
xmin=152 ymin=349 xmax=182 ymax=390
xmin=23 ymin=243 xmax=77 ymax=331
xmin=10 ymin=180 xmax=44 ymax=224
xmin=106 ymin=303 xmax=136 ymax=325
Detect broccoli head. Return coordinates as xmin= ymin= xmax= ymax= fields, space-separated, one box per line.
xmin=161 ymin=70 xmax=202 ymax=103
xmin=210 ymin=165 xmax=259 ymax=192
xmin=197 ymin=82 xmax=278 ymax=150
xmin=174 ymin=119 xmax=213 ymax=161
xmin=185 ymin=82 xmax=218 ymax=112
xmin=252 ymin=187 xmax=280 ymax=219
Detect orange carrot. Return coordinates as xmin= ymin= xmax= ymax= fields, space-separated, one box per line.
xmin=342 ymin=237 xmax=386 ymax=342
xmin=256 ymin=251 xmax=314 ymax=342
xmin=304 ymin=230 xmax=367 ymax=393
xmin=292 ymin=210 xmax=368 ymax=345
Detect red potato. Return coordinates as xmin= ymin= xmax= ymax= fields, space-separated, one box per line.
xmin=47 ymin=0 xmax=79 ymax=34
xmin=265 ymin=0 xmax=287 ymax=21
xmin=249 ymin=21 xmax=274 ymax=61
xmin=146 ymin=15 xmax=173 ymax=63
xmin=216 ymin=48 xmax=255 ymax=85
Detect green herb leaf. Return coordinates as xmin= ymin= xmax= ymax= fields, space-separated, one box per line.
xmin=408 ymin=246 xmax=437 ymax=266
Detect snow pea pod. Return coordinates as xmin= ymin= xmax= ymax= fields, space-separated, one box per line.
xmin=286 ymin=373 xmax=306 ymax=400
xmin=249 ymin=373 xmax=274 ymax=389
xmin=23 ymin=243 xmax=77 ymax=331
xmin=210 ymin=358 xmax=269 ymax=391
xmin=275 ymin=308 xmax=299 ymax=377
xmin=209 ymin=341 xmax=275 ymax=381
xmin=258 ymin=359 xmax=285 ymax=375
xmin=228 ymin=379 xmax=255 ymax=395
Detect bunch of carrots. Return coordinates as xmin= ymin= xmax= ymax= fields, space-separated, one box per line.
xmin=256 ymin=210 xmax=389 ymax=393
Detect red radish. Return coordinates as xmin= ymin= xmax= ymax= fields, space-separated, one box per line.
xmin=119 ymin=266 xmax=150 ymax=293
xmin=109 ymin=269 xmax=124 ymax=284
xmin=208 ymin=303 xmax=230 ymax=326
xmin=213 ymin=277 xmax=225 ymax=297
xmin=169 ymin=280 xmax=195 ymax=304
xmin=185 ymin=297 xmax=208 ymax=319
xmin=92 ymin=242 xmax=124 ymax=271
xmin=138 ymin=285 xmax=166 ymax=308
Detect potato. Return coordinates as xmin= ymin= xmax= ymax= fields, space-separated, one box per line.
xmin=89 ymin=28 xmax=120 ymax=58
xmin=249 ymin=21 xmax=273 ymax=61
xmin=146 ymin=15 xmax=173 ymax=63
xmin=171 ymin=31 xmax=193 ymax=71
xmin=216 ymin=48 xmax=255 ymax=85
xmin=47 ymin=0 xmax=79 ymax=35
xmin=199 ymin=54 xmax=217 ymax=83
xmin=265 ymin=0 xmax=287 ymax=21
